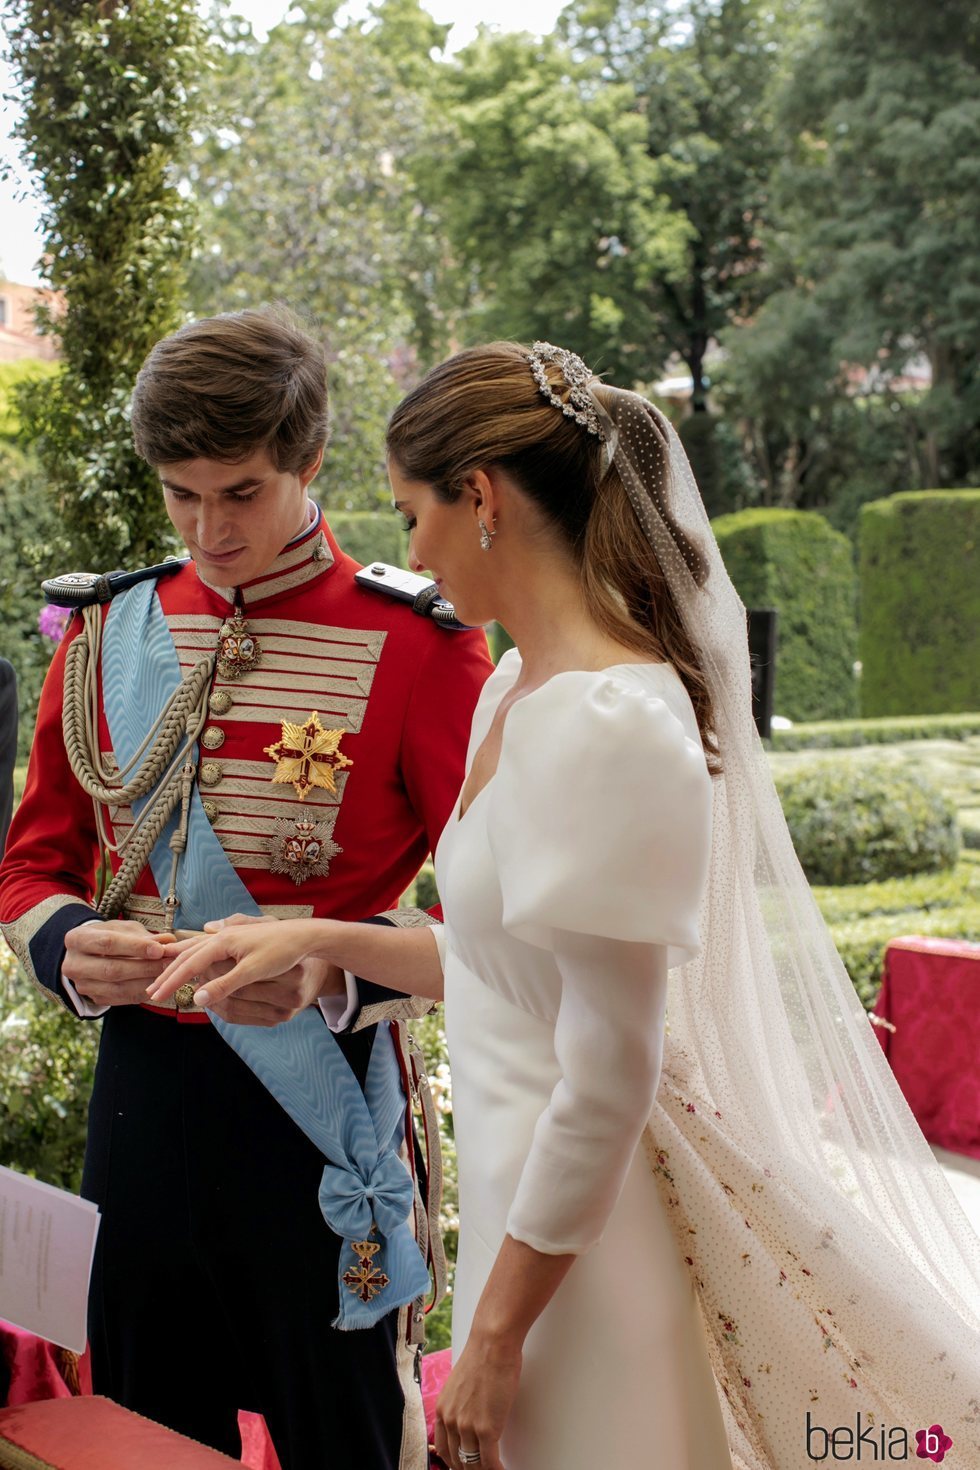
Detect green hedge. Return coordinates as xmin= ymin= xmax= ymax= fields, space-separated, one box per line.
xmin=774 ymin=757 xmax=960 ymax=885
xmin=0 ymin=945 xmax=99 ymax=1192
xmin=769 ymin=711 xmax=980 ymax=751
xmin=678 ymin=412 xmax=754 ymax=519
xmin=830 ymin=907 xmax=980 ymax=1009
xmin=820 ymin=856 xmax=980 ymax=1006
xmin=0 ymin=358 xmax=59 ymax=442
xmin=325 ymin=509 xmax=410 ymax=570
xmin=711 ymin=508 xmax=858 ymax=721
xmin=859 ymin=489 xmax=980 ymax=717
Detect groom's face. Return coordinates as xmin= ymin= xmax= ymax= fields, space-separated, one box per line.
xmin=158 ymin=448 xmax=321 ymax=586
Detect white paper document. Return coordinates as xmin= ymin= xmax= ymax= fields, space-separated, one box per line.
xmin=0 ymin=1163 xmax=100 ymax=1353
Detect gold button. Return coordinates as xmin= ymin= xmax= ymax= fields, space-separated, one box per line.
xmin=208 ymin=689 xmax=233 ymax=715
xmin=175 ymin=982 xmax=197 ymax=1010
xmin=200 ymin=761 xmax=222 ymax=786
xmin=202 ymin=800 xmax=219 ymax=824
xmin=201 ymin=726 xmax=225 ymax=751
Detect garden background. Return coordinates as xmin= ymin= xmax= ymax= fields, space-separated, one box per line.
xmin=0 ymin=0 xmax=978 ymax=1351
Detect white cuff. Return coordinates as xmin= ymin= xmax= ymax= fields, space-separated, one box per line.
xmin=317 ymin=969 xmax=360 ymax=1033
xmin=62 ymin=977 xmax=110 ymax=1019
xmin=430 ymin=923 xmax=447 ymax=973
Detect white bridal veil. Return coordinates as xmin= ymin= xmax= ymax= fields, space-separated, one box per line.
xmin=586 ymin=377 xmax=980 ymax=1468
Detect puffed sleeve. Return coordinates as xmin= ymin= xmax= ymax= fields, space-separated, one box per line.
xmin=486 ymin=668 xmax=712 ymax=964
xmin=485 ymin=668 xmax=713 ymax=1254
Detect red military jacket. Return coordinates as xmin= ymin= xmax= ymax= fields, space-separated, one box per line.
xmin=0 ymin=507 xmax=492 ymax=1012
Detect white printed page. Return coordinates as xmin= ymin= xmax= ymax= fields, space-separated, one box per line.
xmin=0 ymin=1163 xmax=100 ymax=1353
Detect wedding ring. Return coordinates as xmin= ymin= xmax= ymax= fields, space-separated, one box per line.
xmin=458 ymin=1451 xmax=482 ymax=1465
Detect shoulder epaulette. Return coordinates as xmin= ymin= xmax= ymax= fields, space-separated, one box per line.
xmin=42 ymin=557 xmax=190 ymax=608
xmin=352 ymin=561 xmax=471 ymax=630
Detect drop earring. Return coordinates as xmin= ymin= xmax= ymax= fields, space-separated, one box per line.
xmin=478 ymin=518 xmax=496 ymax=551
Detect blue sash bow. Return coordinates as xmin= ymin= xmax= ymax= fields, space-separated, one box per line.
xmin=101 ymin=581 xmax=429 ymax=1328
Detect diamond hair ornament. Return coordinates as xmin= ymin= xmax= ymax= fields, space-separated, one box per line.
xmin=527 ymin=341 xmax=607 ymax=440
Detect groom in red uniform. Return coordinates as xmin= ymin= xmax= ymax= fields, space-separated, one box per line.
xmin=0 ymin=309 xmax=491 ymax=1469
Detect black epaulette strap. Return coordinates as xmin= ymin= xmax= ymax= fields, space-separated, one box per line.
xmin=42 ymin=558 xmax=190 ymax=608
xmin=352 ymin=562 xmax=471 ymax=630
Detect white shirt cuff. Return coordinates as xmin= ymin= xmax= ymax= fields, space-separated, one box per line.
xmin=317 ymin=969 xmax=360 ymax=1032
xmin=61 ymin=976 xmax=109 ymax=1018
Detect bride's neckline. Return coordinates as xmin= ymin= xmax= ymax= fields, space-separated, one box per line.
xmin=455 ymin=653 xmax=674 ymax=823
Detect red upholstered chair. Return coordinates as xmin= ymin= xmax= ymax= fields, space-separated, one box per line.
xmin=873 ymin=935 xmax=980 ymax=1160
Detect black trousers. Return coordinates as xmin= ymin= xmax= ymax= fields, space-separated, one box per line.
xmin=81 ymin=1007 xmax=422 ymax=1470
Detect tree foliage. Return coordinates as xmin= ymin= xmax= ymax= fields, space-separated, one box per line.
xmin=5 ymin=0 xmax=210 ymax=568
xmin=724 ymin=0 xmax=980 ymax=502
xmin=0 ymin=443 xmax=62 ymax=757
xmin=411 ymin=26 xmax=683 ymax=384
xmin=559 ymin=0 xmax=785 ymax=404
xmin=186 ymin=0 xmax=450 ymax=509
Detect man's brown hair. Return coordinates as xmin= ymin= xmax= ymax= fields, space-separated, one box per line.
xmin=131 ymin=307 xmax=328 ymax=471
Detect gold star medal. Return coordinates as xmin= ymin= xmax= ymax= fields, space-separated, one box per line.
xmin=263 ymin=711 xmax=353 ymax=799
xmin=269 ymin=816 xmax=342 ymax=885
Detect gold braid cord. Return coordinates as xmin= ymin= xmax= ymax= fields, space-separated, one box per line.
xmin=62 ymin=605 xmax=213 ymax=923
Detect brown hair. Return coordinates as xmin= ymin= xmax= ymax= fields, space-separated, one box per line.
xmin=386 ymin=341 xmax=720 ymax=768
xmin=131 ymin=306 xmax=328 ymax=471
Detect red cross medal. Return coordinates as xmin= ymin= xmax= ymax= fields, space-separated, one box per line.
xmin=342 ymin=1237 xmax=390 ymax=1304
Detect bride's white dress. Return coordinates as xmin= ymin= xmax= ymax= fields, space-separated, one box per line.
xmin=434 ymin=649 xmax=732 ymax=1470
xmin=433 ymin=648 xmax=980 ymax=1470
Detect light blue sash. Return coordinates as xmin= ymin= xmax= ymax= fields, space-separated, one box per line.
xmin=102 ymin=581 xmax=429 ymax=1328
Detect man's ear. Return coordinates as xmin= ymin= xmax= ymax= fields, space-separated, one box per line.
xmin=299 ymin=446 xmax=325 ymax=488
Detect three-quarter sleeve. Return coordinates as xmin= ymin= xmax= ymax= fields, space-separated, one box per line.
xmin=506 ymin=930 xmax=669 ymax=1253
xmin=484 ymin=667 xmax=713 ymax=1254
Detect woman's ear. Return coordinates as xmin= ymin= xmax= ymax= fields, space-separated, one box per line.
xmin=460 ymin=467 xmax=497 ymax=530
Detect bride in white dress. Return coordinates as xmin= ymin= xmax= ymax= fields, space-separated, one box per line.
xmin=152 ymin=341 xmax=980 ymax=1470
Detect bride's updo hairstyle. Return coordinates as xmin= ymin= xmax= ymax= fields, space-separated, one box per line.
xmin=386 ymin=341 xmax=719 ymax=767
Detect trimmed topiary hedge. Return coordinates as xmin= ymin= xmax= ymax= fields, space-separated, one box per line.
xmin=830 ymin=906 xmax=980 ymax=1009
xmin=774 ymin=756 xmax=961 ymax=885
xmin=325 ymin=509 xmax=409 ymax=570
xmin=711 ymin=508 xmax=858 ymax=721
xmin=768 ymin=711 xmax=980 ymax=751
xmin=819 ymin=855 xmax=980 ymax=1006
xmin=859 ymin=489 xmax=980 ymax=717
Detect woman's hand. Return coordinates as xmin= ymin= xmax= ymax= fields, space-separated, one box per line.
xmin=434 ymin=1335 xmax=521 ymax=1470
xmin=145 ymin=915 xmax=335 ymax=1013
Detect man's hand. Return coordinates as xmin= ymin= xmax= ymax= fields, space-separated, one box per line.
xmin=205 ymin=955 xmax=344 ymax=1028
xmin=146 ymin=914 xmax=347 ymax=1027
xmin=64 ymin=919 xmax=180 ymax=1007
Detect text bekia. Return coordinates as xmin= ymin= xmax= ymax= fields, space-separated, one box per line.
xmin=806 ymin=1413 xmax=953 ymax=1462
